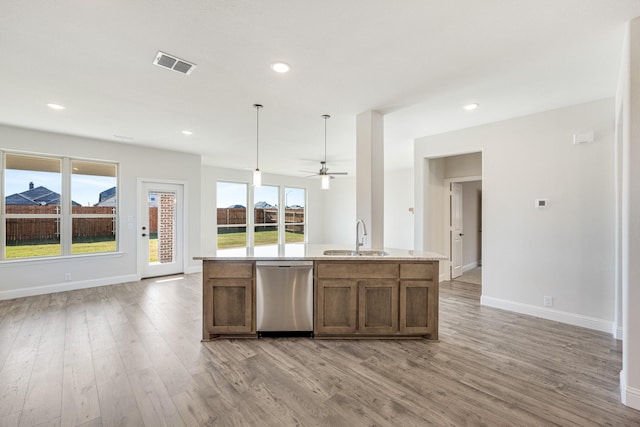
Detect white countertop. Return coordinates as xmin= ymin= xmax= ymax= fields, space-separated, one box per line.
xmin=194 ymin=243 xmax=447 ymax=261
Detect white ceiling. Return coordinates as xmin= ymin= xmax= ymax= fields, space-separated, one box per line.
xmin=1 ymin=1 xmax=639 ymax=176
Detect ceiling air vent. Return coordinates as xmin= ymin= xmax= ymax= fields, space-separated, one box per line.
xmin=153 ymin=51 xmax=196 ymax=75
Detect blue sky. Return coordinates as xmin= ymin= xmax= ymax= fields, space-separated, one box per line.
xmin=217 ymin=182 xmax=305 ymax=208
xmin=6 ymin=170 xmax=305 ymax=208
xmin=5 ymin=170 xmax=116 ymax=206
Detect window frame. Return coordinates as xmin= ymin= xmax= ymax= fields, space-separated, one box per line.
xmin=284 ymin=186 xmax=306 ymax=244
xmin=1 ymin=150 xmax=119 ymax=261
xmin=215 ymin=180 xmax=307 ymax=250
xmin=216 ymin=181 xmax=249 ymax=249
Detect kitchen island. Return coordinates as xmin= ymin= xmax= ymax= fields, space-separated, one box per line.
xmin=195 ymin=244 xmax=446 ymax=341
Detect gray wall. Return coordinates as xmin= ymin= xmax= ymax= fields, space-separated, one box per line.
xmin=414 ymin=98 xmax=615 ymax=332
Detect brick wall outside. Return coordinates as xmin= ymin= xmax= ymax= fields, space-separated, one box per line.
xmin=159 ymin=193 xmax=175 ymax=263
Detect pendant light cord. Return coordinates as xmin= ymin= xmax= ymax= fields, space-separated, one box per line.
xmin=254 ymin=104 xmax=263 ymax=169
xmin=322 ymin=114 xmax=330 ymax=166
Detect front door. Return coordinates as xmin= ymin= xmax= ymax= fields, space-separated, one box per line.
xmin=140 ymin=182 xmax=184 ymax=278
xmin=451 ymin=182 xmax=463 ymax=279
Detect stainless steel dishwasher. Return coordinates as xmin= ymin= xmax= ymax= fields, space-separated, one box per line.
xmin=256 ymin=260 xmax=313 ymax=336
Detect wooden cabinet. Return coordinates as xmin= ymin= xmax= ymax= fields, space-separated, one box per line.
xmin=315 ymin=260 xmax=438 ymax=339
xmin=358 ymin=280 xmax=398 ymax=334
xmin=200 ymin=258 xmax=438 ymax=340
xmin=202 ymin=261 xmax=255 ymax=340
xmin=315 ymin=280 xmax=358 ymax=334
xmin=399 ymin=262 xmax=437 ymax=338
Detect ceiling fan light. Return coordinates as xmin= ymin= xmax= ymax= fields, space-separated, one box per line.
xmin=321 ymin=174 xmax=330 ymax=190
xmin=253 ymin=169 xmax=262 ymax=187
xmin=270 ymin=62 xmax=290 ymax=73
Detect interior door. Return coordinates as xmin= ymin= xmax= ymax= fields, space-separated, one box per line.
xmin=140 ymin=182 xmax=184 ymax=278
xmin=451 ymin=182 xmax=463 ymax=279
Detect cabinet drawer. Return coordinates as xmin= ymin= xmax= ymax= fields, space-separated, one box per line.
xmin=400 ymin=263 xmax=435 ymax=280
xmin=206 ymin=262 xmax=253 ymax=279
xmin=316 ymin=262 xmax=398 ymax=279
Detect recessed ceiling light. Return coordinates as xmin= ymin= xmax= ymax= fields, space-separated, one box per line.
xmin=113 ymin=135 xmax=134 ymax=141
xmin=47 ymin=103 xmax=66 ymax=110
xmin=182 ymin=130 xmax=193 ymax=135
xmin=463 ymin=103 xmax=479 ymax=111
xmin=270 ymin=62 xmax=290 ymax=73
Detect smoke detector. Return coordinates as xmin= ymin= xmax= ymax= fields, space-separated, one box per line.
xmin=153 ymin=51 xmax=196 ymax=75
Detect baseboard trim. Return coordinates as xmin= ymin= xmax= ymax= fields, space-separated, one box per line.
xmin=481 ymin=295 xmax=613 ymax=334
xmin=620 ymin=371 xmax=640 ymax=410
xmin=185 ymin=265 xmax=202 ymax=274
xmin=439 ymin=272 xmax=448 ymax=283
xmin=613 ymin=323 xmax=624 ymax=341
xmin=0 ymin=274 xmax=139 ymax=300
xmin=462 ymin=261 xmax=478 ymax=272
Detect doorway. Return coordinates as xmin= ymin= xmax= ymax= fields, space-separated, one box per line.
xmin=139 ymin=181 xmax=184 ymax=278
xmin=445 ymin=178 xmax=482 ymax=286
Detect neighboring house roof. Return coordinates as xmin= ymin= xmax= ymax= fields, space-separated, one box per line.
xmin=254 ymin=201 xmax=275 ymax=209
xmin=5 ymin=193 xmax=40 ymax=205
xmin=5 ymin=185 xmax=80 ymax=206
xmin=95 ymin=187 xmax=116 ymax=207
xmin=227 ymin=204 xmax=245 ymax=209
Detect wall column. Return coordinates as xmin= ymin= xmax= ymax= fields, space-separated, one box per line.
xmin=356 ymin=110 xmax=384 ymax=249
xmin=621 ymin=16 xmax=640 ymax=410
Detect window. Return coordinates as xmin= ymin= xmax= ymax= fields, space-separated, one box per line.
xmin=216 ymin=181 xmax=307 ymax=249
xmin=254 ymin=185 xmax=278 ymax=246
xmin=71 ymin=160 xmax=117 ymax=254
xmin=216 ymin=182 xmax=247 ymax=249
xmin=4 ymin=154 xmax=62 ymax=258
xmin=284 ymin=187 xmax=305 ymax=243
xmin=2 ymin=152 xmax=118 ymax=260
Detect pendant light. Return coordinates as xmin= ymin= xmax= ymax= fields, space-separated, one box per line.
xmin=321 ymin=114 xmax=331 ymax=190
xmin=253 ymin=103 xmax=263 ymax=186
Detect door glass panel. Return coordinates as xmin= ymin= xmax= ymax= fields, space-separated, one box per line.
xmin=216 ymin=182 xmax=247 ymax=249
xmin=148 ymin=191 xmax=176 ymax=264
xmin=254 ymin=185 xmax=278 ymax=245
xmin=284 ymin=187 xmax=305 ymax=243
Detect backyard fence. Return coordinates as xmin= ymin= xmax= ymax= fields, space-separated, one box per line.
xmin=217 ymin=208 xmax=304 ymax=234
xmin=6 ymin=206 xmax=117 ymax=244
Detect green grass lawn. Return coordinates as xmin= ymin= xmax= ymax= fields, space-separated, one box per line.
xmin=6 ymin=240 xmax=117 ymax=258
xmin=5 ymin=231 xmax=305 ymax=258
xmin=218 ymin=230 xmax=304 ymax=248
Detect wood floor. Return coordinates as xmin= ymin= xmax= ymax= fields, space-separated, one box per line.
xmin=1 ymin=275 xmax=639 ymax=427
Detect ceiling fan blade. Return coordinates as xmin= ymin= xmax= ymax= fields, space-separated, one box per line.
xmin=327 ymin=172 xmax=348 ymax=175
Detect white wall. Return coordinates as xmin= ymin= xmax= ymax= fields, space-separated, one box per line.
xmin=462 ymin=180 xmax=482 ymax=269
xmin=415 ymin=98 xmax=616 ymax=333
xmin=321 ymin=176 xmax=356 ymax=246
xmin=0 ymin=124 xmax=202 ymax=299
xmin=200 ymin=165 xmax=326 ymax=254
xmin=384 ymin=168 xmax=414 ymax=249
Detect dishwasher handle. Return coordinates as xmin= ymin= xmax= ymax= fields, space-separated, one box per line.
xmin=256 ymin=261 xmax=313 ymax=268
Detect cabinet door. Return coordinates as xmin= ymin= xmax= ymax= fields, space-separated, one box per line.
xmin=316 ymin=280 xmax=358 ymax=334
xmin=358 ymin=280 xmax=398 ymax=335
xmin=399 ymin=280 xmax=436 ymax=335
xmin=204 ymin=278 xmax=253 ymax=336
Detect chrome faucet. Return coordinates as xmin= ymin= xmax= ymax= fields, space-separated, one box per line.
xmin=355 ymin=219 xmax=368 ymax=252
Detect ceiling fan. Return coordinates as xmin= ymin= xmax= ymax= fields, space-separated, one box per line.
xmin=305 ymin=114 xmax=347 ymax=189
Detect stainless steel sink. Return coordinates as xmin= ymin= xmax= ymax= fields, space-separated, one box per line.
xmin=323 ymin=249 xmax=389 ymax=257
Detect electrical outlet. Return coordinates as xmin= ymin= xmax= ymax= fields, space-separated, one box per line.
xmin=543 ymin=295 xmax=553 ymax=307
xmin=64 ymin=273 xmax=71 ymax=282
